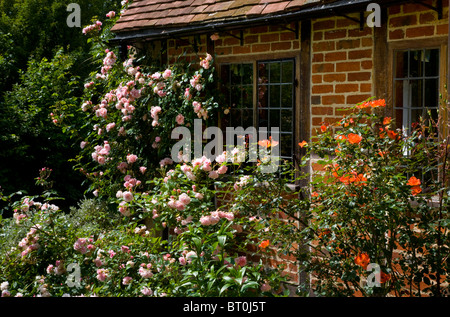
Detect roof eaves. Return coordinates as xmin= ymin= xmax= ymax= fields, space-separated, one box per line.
xmin=109 ymin=0 xmax=404 ymax=44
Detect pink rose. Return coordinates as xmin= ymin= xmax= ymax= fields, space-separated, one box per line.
xmin=127 ymin=154 xmax=138 ymax=164
xmin=163 ymin=69 xmax=172 ymax=79
xmin=176 ymin=114 xmax=184 ymax=125
xmin=122 ymin=191 xmax=133 ymax=202
xmin=235 ymin=256 xmax=247 ymax=267
xmin=208 ymin=170 xmax=219 ymax=179
xmin=217 ymin=165 xmax=228 ymax=174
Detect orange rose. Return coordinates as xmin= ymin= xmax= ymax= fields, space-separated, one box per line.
xmin=407 ymin=176 xmax=421 ymax=186
xmin=258 ymin=136 xmax=278 ymax=148
xmin=383 ymin=117 xmax=392 ymax=125
xmin=354 ymin=252 xmax=370 ymax=269
xmin=298 ymin=140 xmax=308 ymax=148
xmin=387 ymin=129 xmax=398 ymax=140
xmin=411 ymin=185 xmax=422 ymax=196
xmin=380 ymin=271 xmax=391 ymax=283
xmin=259 ymin=240 xmax=270 ymax=249
xmin=348 ymin=133 xmax=362 ymax=144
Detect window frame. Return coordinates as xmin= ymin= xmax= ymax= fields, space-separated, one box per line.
xmin=387 ymin=38 xmax=448 ymax=138
xmin=216 ymin=52 xmax=301 ymax=164
xmin=387 ymin=38 xmax=448 ymax=187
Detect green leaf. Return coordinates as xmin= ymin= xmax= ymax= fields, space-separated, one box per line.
xmin=241 ymin=281 xmax=259 ymax=293
xmin=219 ymin=283 xmax=232 ymax=295
xmin=218 ymin=235 xmax=227 ymax=248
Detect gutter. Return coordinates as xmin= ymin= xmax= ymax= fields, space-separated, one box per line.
xmin=109 ymin=0 xmax=406 ymax=44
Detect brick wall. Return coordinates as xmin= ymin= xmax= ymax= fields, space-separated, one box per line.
xmin=311 ymin=13 xmax=374 ymax=139
xmin=388 ymin=0 xmax=449 ymax=41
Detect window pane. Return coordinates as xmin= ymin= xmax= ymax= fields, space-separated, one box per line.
xmin=270 ymin=85 xmax=281 ymax=108
xmin=393 ymin=48 xmax=440 ymax=141
xmin=409 ymin=50 xmax=422 ymax=78
xmin=282 ymin=60 xmax=294 ymax=83
xmin=269 ymin=62 xmax=281 ymax=83
xmin=231 ymin=88 xmax=241 ymax=108
xmin=395 ymin=51 xmax=408 ymax=78
xmin=258 ymin=62 xmax=268 ymax=84
xmin=258 ymin=85 xmax=268 ymax=108
xmin=242 ymin=85 xmax=253 ymax=108
xmin=424 ymin=49 xmax=439 ymax=77
xmin=281 ymin=110 xmax=292 ymax=132
xmin=269 ymin=109 xmax=280 ymax=131
xmin=409 ymin=79 xmax=423 ymax=108
xmin=281 ymin=85 xmax=293 ymax=108
xmin=242 ymin=109 xmax=253 ymax=129
xmin=424 ymin=78 xmax=439 ymax=109
xmin=280 ymin=134 xmax=292 ymax=157
xmin=258 ymin=108 xmax=268 ymax=128
xmin=242 ymin=63 xmax=253 ymax=85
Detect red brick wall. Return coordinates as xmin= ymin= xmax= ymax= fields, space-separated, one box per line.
xmin=311 ymin=13 xmax=374 ymax=139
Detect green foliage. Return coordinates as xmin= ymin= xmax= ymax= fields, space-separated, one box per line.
xmin=0 ymin=49 xmax=86 ymax=210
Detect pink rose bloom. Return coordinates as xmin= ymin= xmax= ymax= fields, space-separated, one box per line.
xmin=122 ymin=276 xmax=132 ymax=285
xmin=93 ymin=258 xmax=103 ymax=267
xmin=127 ymin=154 xmax=138 ymax=164
xmin=200 ymin=216 xmax=211 ymax=226
xmin=155 ymin=136 xmax=161 ymax=142
xmin=179 ymin=256 xmax=187 ymax=265
xmin=151 ymin=72 xmax=161 ymax=80
xmin=80 ymin=141 xmax=87 ymax=149
xmin=192 ymin=101 xmax=202 ymax=112
xmin=202 ymin=160 xmax=212 ymax=172
xmin=106 ymin=122 xmax=116 ymax=132
xmin=185 ymin=251 xmax=197 ymax=264
xmin=96 ymin=269 xmax=108 ymax=282
xmin=208 ymin=170 xmax=219 ymax=179
xmin=215 ymin=153 xmax=226 ymax=163
xmin=163 ymin=69 xmax=172 ymax=79
xmin=175 ymin=200 xmax=186 ymax=211
xmin=195 ymin=192 xmax=203 ymax=200
xmin=46 ymin=264 xmax=54 ymax=274
xmin=217 ymin=165 xmax=228 ymax=174
xmin=140 ymin=166 xmax=147 ymax=174
xmin=141 ymin=287 xmax=153 ymax=296
xmin=178 ymin=193 xmax=191 ymax=205
xmin=122 ymin=191 xmax=133 ymax=202
xmin=176 ymin=114 xmax=185 ymax=125
xmin=235 ymin=256 xmax=247 ymax=267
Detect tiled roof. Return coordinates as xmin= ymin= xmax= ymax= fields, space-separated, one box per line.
xmin=111 ymin=0 xmax=321 ymax=34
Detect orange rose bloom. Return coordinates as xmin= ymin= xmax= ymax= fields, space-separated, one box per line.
xmin=383 ymin=117 xmax=392 ymax=125
xmin=259 ymin=240 xmax=270 ymax=249
xmin=411 ymin=185 xmax=422 ymax=196
xmin=380 ymin=271 xmax=391 ymax=283
xmin=258 ymin=136 xmax=278 ymax=148
xmin=407 ymin=176 xmax=421 ymax=186
xmin=320 ymin=124 xmax=327 ymax=133
xmin=348 ymin=133 xmax=362 ymax=144
xmin=354 ymin=252 xmax=370 ymax=269
xmin=387 ymin=129 xmax=398 ymax=140
xmin=298 ymin=140 xmax=308 ymax=148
